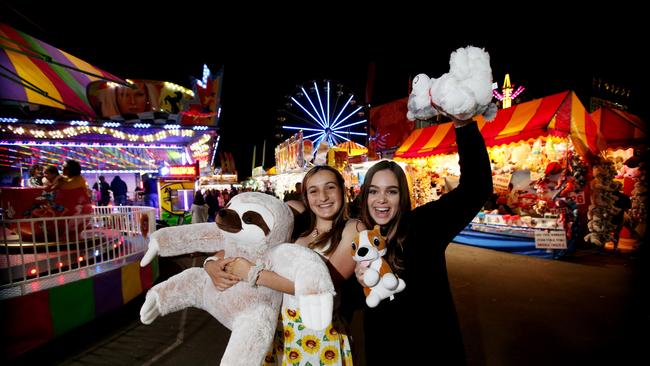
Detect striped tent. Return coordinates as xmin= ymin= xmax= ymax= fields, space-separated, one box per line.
xmin=395 ymin=91 xmax=605 ymax=159
xmin=590 ymin=107 xmax=646 ymax=149
xmin=335 ymin=140 xmax=367 ymax=156
xmin=0 ymin=23 xmax=125 ymax=117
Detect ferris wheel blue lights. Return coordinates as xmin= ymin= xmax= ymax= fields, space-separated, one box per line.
xmin=281 ymin=80 xmax=367 ymax=148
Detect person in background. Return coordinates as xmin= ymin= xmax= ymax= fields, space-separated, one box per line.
xmin=190 ymin=190 xmax=209 ymax=224
xmin=93 ymin=176 xmax=111 ymax=206
xmin=205 ymin=190 xmax=219 ymax=222
xmin=27 ymin=163 xmax=44 ymax=187
xmin=282 ymin=182 xmax=302 ymax=202
xmin=206 ymin=165 xmax=365 ymax=365
xmin=111 ymin=175 xmax=128 ymax=206
xmin=59 ymin=160 xmax=88 ymax=190
xmin=25 ymin=165 xmax=65 ymax=217
xmin=354 ymin=117 xmax=492 ymax=365
xmin=42 ymin=166 xmax=61 ymax=191
xmin=143 ymin=175 xmax=159 ymax=209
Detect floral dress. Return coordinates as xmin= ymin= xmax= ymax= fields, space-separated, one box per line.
xmin=263 ymin=295 xmax=353 ymax=366
xmin=263 ymin=240 xmax=353 ymax=366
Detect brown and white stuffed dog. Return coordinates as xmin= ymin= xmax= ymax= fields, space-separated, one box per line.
xmin=351 ymin=225 xmax=406 ymax=308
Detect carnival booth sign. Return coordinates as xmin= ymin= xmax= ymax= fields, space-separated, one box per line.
xmin=158 ymin=162 xmax=199 ymax=226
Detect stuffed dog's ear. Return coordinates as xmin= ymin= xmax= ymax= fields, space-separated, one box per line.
xmin=376 ymin=224 xmax=388 ymax=239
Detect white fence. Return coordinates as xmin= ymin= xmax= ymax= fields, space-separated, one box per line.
xmin=1 ymin=206 xmax=155 ymax=298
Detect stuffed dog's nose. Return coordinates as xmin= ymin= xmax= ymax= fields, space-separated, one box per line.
xmin=357 ymin=247 xmax=369 ymax=257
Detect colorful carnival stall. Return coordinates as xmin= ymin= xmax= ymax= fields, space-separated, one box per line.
xmin=394 ymin=91 xmax=606 ymax=257
xmin=588 ymin=107 xmax=647 ymax=251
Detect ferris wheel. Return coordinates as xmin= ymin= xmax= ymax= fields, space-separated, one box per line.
xmin=277 ymin=80 xmax=367 ymax=149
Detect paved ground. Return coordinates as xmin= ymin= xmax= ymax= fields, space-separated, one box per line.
xmin=9 ymin=244 xmax=648 ymax=366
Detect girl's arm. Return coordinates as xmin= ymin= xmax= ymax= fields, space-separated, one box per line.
xmin=412 ymin=121 xmax=493 ymax=245
xmin=326 ymin=219 xmax=366 ymax=287
xmin=226 ymin=258 xmax=295 ymax=294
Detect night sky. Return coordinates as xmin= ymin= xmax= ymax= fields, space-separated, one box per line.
xmin=2 ymin=3 xmax=646 ymax=179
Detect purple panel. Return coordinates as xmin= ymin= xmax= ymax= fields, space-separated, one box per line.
xmin=37 ymin=40 xmax=92 ymax=88
xmin=92 ymin=268 xmax=123 ymax=317
xmin=0 ymin=52 xmax=29 ymax=101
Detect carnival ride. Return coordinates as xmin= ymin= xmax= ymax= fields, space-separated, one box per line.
xmin=0 ymin=23 xmax=221 ymax=359
xmin=277 ymin=80 xmax=368 ymax=152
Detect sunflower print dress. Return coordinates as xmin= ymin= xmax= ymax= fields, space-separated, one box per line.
xmin=263 ymin=295 xmax=353 ymax=366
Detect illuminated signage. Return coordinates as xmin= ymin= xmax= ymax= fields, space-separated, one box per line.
xmin=161 ymin=164 xmax=198 ymax=177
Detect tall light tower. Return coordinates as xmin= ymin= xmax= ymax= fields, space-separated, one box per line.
xmin=493 ymin=74 xmax=525 ymax=109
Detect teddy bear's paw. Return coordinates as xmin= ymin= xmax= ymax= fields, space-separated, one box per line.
xmin=140 ymin=291 xmax=161 ymax=324
xmin=298 ymin=293 xmax=333 ymax=330
xmin=363 ymin=268 xmax=380 ymax=287
xmin=395 ymin=278 xmax=406 ymax=293
xmin=140 ymin=237 xmax=160 ymax=267
xmin=366 ymin=293 xmax=381 ymax=308
xmin=381 ymin=273 xmax=399 ymax=290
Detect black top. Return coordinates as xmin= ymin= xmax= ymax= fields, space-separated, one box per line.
xmin=110 ymin=177 xmax=128 ymax=196
xmin=362 ymin=122 xmax=492 ymax=365
xmin=93 ymin=181 xmax=110 ymax=200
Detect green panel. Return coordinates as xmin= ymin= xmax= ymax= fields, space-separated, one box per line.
xmin=49 ymin=278 xmax=95 ymax=336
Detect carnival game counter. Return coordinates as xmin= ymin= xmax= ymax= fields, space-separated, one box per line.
xmin=453 ymin=214 xmax=565 ymax=259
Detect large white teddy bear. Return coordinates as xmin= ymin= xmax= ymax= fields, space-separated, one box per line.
xmin=139 ymin=192 xmax=335 ymax=366
xmin=407 ymin=45 xmax=498 ymax=122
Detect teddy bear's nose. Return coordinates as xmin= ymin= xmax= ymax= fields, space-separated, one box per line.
xmin=357 ymin=247 xmax=368 ymax=257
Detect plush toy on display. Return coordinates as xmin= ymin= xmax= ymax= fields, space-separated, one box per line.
xmin=139 ymin=192 xmax=335 ymax=366
xmin=351 ymin=225 xmax=406 ymax=308
xmin=406 ymin=46 xmax=498 ymax=123
xmin=628 ymin=153 xmax=647 ymax=238
xmin=584 ymin=161 xmax=620 ymax=246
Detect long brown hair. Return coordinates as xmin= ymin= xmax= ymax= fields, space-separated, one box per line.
xmin=358 ymin=160 xmax=411 ymax=272
xmin=300 ymin=165 xmax=348 ymax=256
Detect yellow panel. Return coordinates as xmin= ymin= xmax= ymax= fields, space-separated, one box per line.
xmin=421 ymin=123 xmax=453 ymax=153
xmin=6 ymin=51 xmax=63 ymax=107
xmin=396 ymin=128 xmax=423 ymax=155
xmin=121 ymin=261 xmax=143 ymax=304
xmin=500 ymin=99 xmax=542 ymax=136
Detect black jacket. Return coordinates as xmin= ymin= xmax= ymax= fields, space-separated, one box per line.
xmin=363 ymin=122 xmax=492 ymax=365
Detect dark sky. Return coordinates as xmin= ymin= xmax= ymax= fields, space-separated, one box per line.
xmin=2 ymin=4 xmax=646 ymax=178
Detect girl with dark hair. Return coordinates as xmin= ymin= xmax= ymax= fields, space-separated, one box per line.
xmin=355 ymin=118 xmax=492 ymax=365
xmin=205 ymin=164 xmax=364 ymax=365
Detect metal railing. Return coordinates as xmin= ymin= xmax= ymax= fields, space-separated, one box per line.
xmin=1 ymin=206 xmax=155 ymax=298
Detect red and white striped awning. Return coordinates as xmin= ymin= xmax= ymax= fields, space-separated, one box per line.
xmin=395 ymin=91 xmax=605 ymax=159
